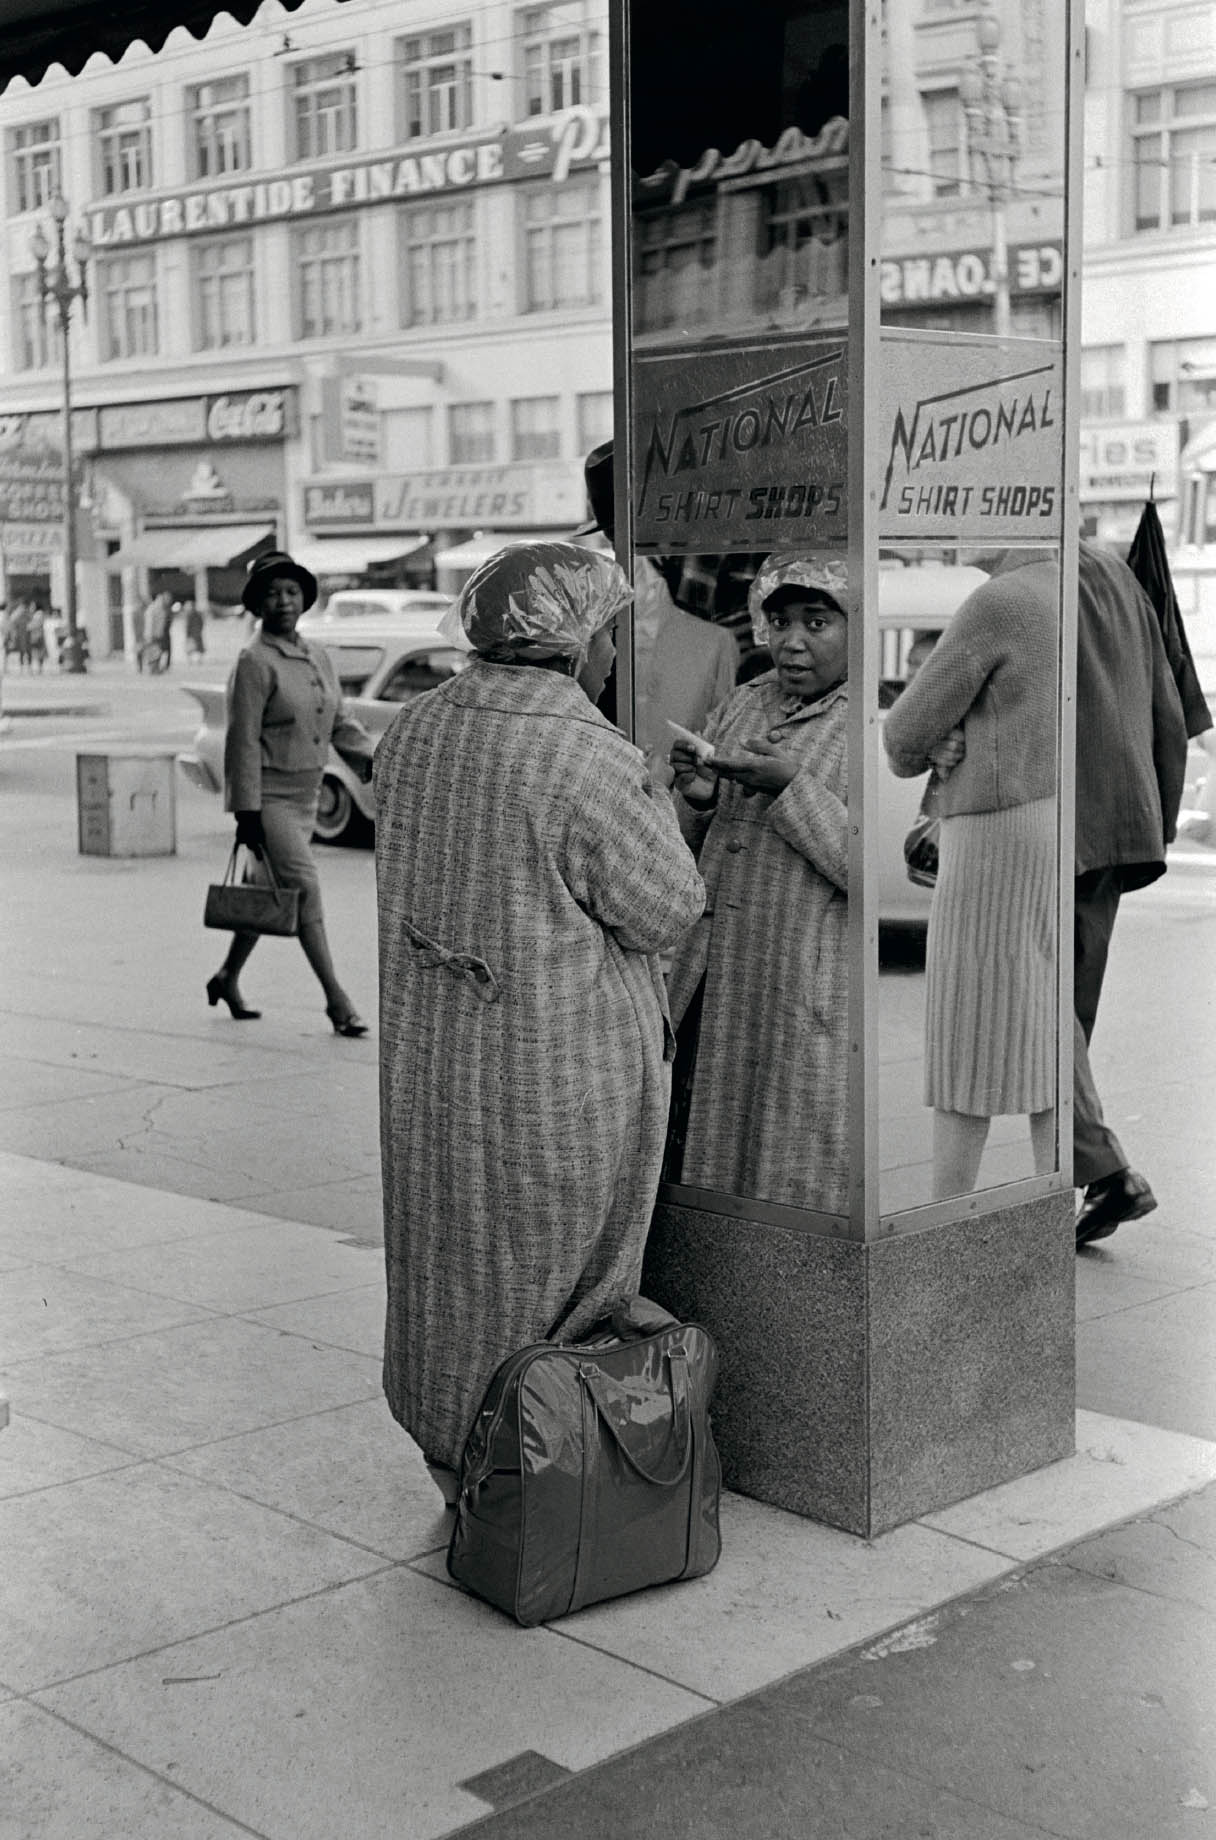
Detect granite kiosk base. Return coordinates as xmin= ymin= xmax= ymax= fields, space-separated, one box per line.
xmin=642 ymin=1190 xmax=1076 ymax=1538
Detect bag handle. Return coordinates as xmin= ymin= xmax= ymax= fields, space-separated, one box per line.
xmin=221 ymin=841 xmax=285 ymax=894
xmin=577 ymin=1351 xmax=693 ymax=1489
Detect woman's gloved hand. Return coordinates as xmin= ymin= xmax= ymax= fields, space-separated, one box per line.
xmin=234 ymin=810 xmax=266 ymax=859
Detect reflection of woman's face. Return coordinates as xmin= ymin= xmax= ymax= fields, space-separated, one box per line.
xmin=257 ymin=576 xmax=305 ymax=637
xmin=578 ymin=621 xmax=617 ymax=703
xmin=766 ymin=596 xmax=848 ymax=699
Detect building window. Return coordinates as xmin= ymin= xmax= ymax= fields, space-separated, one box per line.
xmin=576 ymin=390 xmax=612 ymax=455
xmin=98 ymin=253 xmax=159 ymax=361
xmin=1131 ymin=83 xmax=1216 ymax=232
xmin=511 ymin=396 xmax=561 ymax=460
xmin=400 ymin=26 xmax=473 ymax=139
xmin=449 ymin=402 xmax=496 ymax=463
xmin=194 ymin=236 xmax=256 ymax=350
xmin=923 ymin=89 xmax=963 ymax=197
xmin=398 ymin=200 xmax=478 ymax=325
xmin=635 ymin=202 xmax=717 ymax=333
xmin=12 ymin=271 xmax=60 ymax=370
xmin=189 ymin=75 xmax=252 ymax=179
xmin=293 ymin=218 xmax=361 ymax=339
xmin=521 ymin=176 xmax=604 ymax=311
xmin=291 ymin=53 xmax=358 ymax=162
xmin=519 ymin=2 xmax=602 ymax=116
xmin=1080 ymin=346 xmax=1126 ymax=421
xmin=1149 ymin=336 xmax=1216 ymax=416
xmin=7 ymin=120 xmax=61 ymax=215
xmin=95 ymin=100 xmax=152 ymax=195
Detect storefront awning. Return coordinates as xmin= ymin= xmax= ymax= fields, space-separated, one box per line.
xmin=1 ymin=0 xmax=351 ymax=92
xmin=107 ymin=525 xmax=275 ymax=571
xmin=433 ymin=532 xmax=560 ymax=572
xmin=290 ymin=535 xmax=429 ymax=576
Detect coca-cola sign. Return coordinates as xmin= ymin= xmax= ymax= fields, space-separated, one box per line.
xmin=206 ymin=390 xmax=295 ymax=444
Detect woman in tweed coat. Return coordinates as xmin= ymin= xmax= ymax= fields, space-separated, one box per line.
xmin=374 ymin=543 xmax=705 ymax=1497
xmin=666 ymin=551 xmax=851 ymax=1215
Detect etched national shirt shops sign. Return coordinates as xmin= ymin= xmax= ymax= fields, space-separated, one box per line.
xmin=633 ymin=334 xmax=848 ymax=552
xmin=878 ymin=331 xmax=1065 ymax=541
xmin=87 ymin=107 xmax=609 ymax=249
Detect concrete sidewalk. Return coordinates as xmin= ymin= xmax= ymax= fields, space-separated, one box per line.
xmin=2 ymin=678 xmax=1215 ymax=1837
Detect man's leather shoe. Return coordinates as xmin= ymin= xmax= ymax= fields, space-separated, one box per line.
xmin=1076 ymin=1169 xmax=1157 ymax=1248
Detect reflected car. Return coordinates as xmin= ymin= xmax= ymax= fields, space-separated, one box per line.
xmin=177 ymin=624 xmax=469 ymax=844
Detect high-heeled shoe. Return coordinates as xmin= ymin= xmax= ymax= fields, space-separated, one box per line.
xmin=326 ymin=1003 xmax=369 ymax=1038
xmin=206 ymin=973 xmax=261 ymax=1021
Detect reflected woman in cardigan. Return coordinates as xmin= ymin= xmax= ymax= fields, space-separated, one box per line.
xmin=207 ymin=550 xmax=375 ymax=1034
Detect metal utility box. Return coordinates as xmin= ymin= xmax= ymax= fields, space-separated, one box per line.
xmin=76 ymin=750 xmax=177 ymax=857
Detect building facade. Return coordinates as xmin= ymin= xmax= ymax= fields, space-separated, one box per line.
xmin=1080 ymin=0 xmax=1214 ymax=588
xmin=0 ymin=0 xmax=612 ymax=652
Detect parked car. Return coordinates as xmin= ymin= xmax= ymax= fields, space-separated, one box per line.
xmin=179 ymin=562 xmax=987 ymax=902
xmin=177 ymin=624 xmax=469 ymax=844
xmin=298 ymin=588 xmax=452 ymax=634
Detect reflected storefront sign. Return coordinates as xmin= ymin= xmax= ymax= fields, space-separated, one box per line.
xmin=633 ymin=336 xmax=847 ymax=552
xmin=881 ymin=241 xmax=1063 ymax=309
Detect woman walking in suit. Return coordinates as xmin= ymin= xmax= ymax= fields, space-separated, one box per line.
xmin=207 ymin=549 xmax=375 ymax=1035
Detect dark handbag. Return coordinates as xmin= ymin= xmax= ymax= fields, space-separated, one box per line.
xmin=203 ymin=843 xmax=300 ymax=937
xmin=904 ymin=772 xmax=941 ymax=889
xmin=447 ymin=1298 xmax=722 ymax=1626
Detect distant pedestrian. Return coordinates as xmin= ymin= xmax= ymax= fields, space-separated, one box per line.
xmin=1072 ymin=539 xmax=1189 ymax=1247
xmin=182 ymin=598 xmax=205 ymax=658
xmin=26 ymin=607 xmax=47 ymax=673
xmin=6 ymin=601 xmax=31 ymax=671
xmin=374 ymin=541 xmax=704 ymax=1505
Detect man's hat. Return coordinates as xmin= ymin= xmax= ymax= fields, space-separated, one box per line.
xmin=572 ymin=439 xmax=615 ymax=541
xmin=241 ymin=549 xmax=319 ymax=613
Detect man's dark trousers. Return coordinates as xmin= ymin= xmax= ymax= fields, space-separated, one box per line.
xmin=1073 ymin=867 xmax=1128 ymax=1187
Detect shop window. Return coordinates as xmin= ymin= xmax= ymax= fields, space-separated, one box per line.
xmin=520 ymin=175 xmax=604 ymax=312
xmin=398 ymin=200 xmax=478 ymax=326
xmin=95 ymin=99 xmax=152 ymax=196
xmin=12 ymin=270 xmax=60 ymax=371
xmin=449 ymin=402 xmax=496 ymax=464
xmin=194 ymin=236 xmax=256 ymax=350
xmin=293 ymin=218 xmax=362 ymax=340
xmin=291 ymin=52 xmax=359 ymax=162
xmin=1149 ymin=336 xmax=1216 ymax=416
xmin=7 ymin=120 xmax=61 ymax=216
xmin=634 ymin=201 xmax=717 ymax=334
xmin=1080 ymin=346 xmax=1126 ymax=421
xmin=399 ymin=26 xmax=473 ymax=139
xmin=518 ymin=2 xmax=602 ymax=116
xmin=575 ymin=389 xmax=612 ymax=456
xmin=98 ymin=253 xmax=159 ymax=361
xmin=511 ymin=396 xmax=561 ymax=460
xmin=189 ymin=75 xmax=252 ymax=180
xmin=1131 ymin=83 xmax=1216 ymax=233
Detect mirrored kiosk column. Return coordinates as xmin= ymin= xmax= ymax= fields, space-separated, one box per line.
xmin=623 ymin=0 xmax=1079 ymax=1535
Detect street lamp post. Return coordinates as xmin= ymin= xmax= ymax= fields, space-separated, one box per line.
xmin=958 ymin=3 xmax=1022 ymax=341
xmin=30 ymin=193 xmax=91 ymax=674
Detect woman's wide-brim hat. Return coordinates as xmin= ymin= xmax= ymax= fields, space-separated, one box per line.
xmin=241 ymin=549 xmax=318 ymax=613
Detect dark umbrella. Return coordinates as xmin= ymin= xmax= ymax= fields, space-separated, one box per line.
xmin=1126 ymin=496 xmax=1212 ymax=739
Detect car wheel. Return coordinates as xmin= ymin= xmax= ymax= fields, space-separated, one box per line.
xmin=313 ymin=774 xmax=355 ymax=845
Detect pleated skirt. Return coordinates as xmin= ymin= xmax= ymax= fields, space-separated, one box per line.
xmin=925 ymin=797 xmax=1056 ymax=1117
